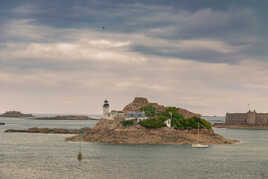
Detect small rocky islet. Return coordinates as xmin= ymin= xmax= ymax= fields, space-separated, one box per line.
xmin=5 ymin=128 xmax=89 ymax=134
xmin=66 ymin=97 xmax=238 ymax=144
xmin=0 ymin=111 xmax=33 ymax=118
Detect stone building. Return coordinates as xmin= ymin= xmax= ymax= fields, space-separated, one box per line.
xmin=225 ymin=110 xmax=268 ymax=126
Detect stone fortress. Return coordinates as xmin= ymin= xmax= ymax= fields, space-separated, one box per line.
xmin=226 ymin=110 xmax=268 ymax=126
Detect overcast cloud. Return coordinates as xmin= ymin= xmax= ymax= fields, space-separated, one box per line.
xmin=0 ymin=0 xmax=268 ymax=115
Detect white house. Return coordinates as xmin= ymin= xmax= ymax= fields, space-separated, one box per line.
xmin=164 ymin=119 xmax=171 ymax=128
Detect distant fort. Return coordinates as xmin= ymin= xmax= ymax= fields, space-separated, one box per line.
xmin=226 ymin=110 xmax=268 ymax=126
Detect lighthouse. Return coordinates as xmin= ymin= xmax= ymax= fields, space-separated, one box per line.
xmin=103 ymin=99 xmax=110 ymax=119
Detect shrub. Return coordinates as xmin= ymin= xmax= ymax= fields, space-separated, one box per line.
xmin=171 ymin=117 xmax=212 ymax=130
xmin=139 ymin=118 xmax=166 ymax=128
xmin=158 ymin=107 xmax=184 ymax=121
xmin=121 ymin=120 xmax=135 ymax=127
xmin=140 ymin=106 xmax=156 ymax=117
xmin=199 ymin=118 xmax=212 ymax=129
xmin=158 ymin=115 xmax=169 ymax=122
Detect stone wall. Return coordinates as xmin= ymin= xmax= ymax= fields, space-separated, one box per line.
xmin=225 ymin=111 xmax=268 ymax=126
xmin=256 ymin=113 xmax=268 ymax=125
xmin=225 ymin=113 xmax=247 ymax=125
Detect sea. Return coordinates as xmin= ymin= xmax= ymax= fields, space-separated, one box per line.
xmin=0 ymin=116 xmax=268 ymax=179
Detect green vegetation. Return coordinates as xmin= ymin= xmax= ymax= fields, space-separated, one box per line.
xmin=171 ymin=117 xmax=211 ymax=130
xmin=121 ymin=120 xmax=135 ymax=127
xmin=139 ymin=105 xmax=212 ymax=130
xmin=140 ymin=106 xmax=156 ymax=117
xmin=139 ymin=118 xmax=166 ymax=128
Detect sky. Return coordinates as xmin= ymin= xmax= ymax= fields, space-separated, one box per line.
xmin=0 ymin=0 xmax=268 ymax=115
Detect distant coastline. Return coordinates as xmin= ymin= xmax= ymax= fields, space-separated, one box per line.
xmin=0 ymin=111 xmax=99 ymax=120
xmin=34 ymin=115 xmax=98 ymax=120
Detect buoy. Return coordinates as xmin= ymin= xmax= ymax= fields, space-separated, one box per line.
xmin=77 ymin=152 xmax=82 ymax=161
xmin=77 ymin=129 xmax=83 ymax=162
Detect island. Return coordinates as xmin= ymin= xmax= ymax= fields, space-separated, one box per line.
xmin=5 ymin=128 xmax=89 ymax=134
xmin=213 ymin=110 xmax=268 ymax=129
xmin=66 ymin=97 xmax=238 ymax=144
xmin=0 ymin=111 xmax=33 ymax=118
xmin=5 ymin=97 xmax=238 ymax=144
xmin=34 ymin=115 xmax=98 ymax=120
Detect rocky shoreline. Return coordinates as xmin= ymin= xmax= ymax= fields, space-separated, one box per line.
xmin=66 ymin=119 xmax=239 ymax=144
xmin=4 ymin=120 xmax=239 ymax=144
xmin=5 ymin=128 xmax=90 ymax=134
xmin=213 ymin=123 xmax=268 ymax=129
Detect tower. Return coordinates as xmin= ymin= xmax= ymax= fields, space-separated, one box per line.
xmin=247 ymin=110 xmax=256 ymax=125
xmin=103 ymin=99 xmax=110 ymax=119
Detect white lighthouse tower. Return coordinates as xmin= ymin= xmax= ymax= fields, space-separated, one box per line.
xmin=103 ymin=99 xmax=110 ymax=119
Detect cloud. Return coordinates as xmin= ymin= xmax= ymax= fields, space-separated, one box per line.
xmin=177 ymin=40 xmax=239 ymax=54
xmin=0 ymin=1 xmax=267 ymax=115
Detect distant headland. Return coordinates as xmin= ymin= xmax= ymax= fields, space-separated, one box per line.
xmin=0 ymin=111 xmax=33 ymax=118
xmin=214 ymin=110 xmax=268 ymax=129
xmin=66 ymin=97 xmax=238 ymax=144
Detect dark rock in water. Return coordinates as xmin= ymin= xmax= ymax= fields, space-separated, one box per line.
xmin=0 ymin=111 xmax=33 ymax=118
xmin=34 ymin=115 xmax=97 ymax=120
xmin=0 ymin=122 xmax=5 ymax=125
xmin=5 ymin=127 xmax=91 ymax=134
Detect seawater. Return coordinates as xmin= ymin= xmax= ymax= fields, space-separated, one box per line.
xmin=0 ymin=117 xmax=268 ymax=179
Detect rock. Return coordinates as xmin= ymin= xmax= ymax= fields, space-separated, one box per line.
xmin=0 ymin=111 xmax=33 ymax=118
xmin=0 ymin=122 xmax=5 ymax=125
xmin=34 ymin=115 xmax=97 ymax=120
xmin=132 ymin=97 xmax=149 ymax=104
xmin=66 ymin=119 xmax=238 ymax=144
